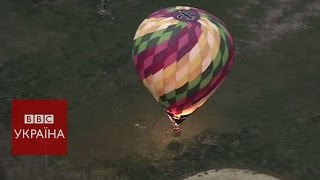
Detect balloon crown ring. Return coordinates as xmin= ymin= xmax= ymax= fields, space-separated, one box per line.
xmin=173 ymin=10 xmax=200 ymax=21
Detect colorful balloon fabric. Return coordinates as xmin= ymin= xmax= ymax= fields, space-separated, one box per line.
xmin=132 ymin=6 xmax=234 ymax=121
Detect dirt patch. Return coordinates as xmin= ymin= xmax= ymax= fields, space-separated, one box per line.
xmin=230 ymin=0 xmax=320 ymax=51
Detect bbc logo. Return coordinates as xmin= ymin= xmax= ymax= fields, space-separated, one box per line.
xmin=24 ymin=114 xmax=54 ymax=124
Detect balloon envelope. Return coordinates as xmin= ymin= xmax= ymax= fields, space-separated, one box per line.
xmin=133 ymin=6 xmax=234 ymax=120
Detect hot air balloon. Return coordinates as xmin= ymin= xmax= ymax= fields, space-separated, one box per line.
xmin=132 ymin=6 xmax=234 ymax=135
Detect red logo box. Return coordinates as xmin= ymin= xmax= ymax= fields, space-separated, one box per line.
xmin=12 ymin=100 xmax=67 ymax=155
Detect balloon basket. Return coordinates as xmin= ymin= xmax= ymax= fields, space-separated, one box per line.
xmin=171 ymin=126 xmax=182 ymax=137
xmin=167 ymin=114 xmax=182 ymax=137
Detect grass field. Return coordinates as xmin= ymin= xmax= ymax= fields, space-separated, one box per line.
xmin=0 ymin=0 xmax=319 ymax=179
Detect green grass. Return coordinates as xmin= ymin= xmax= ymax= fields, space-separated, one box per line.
xmin=0 ymin=0 xmax=319 ymax=179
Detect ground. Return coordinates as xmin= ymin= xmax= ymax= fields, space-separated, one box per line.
xmin=0 ymin=0 xmax=319 ymax=179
